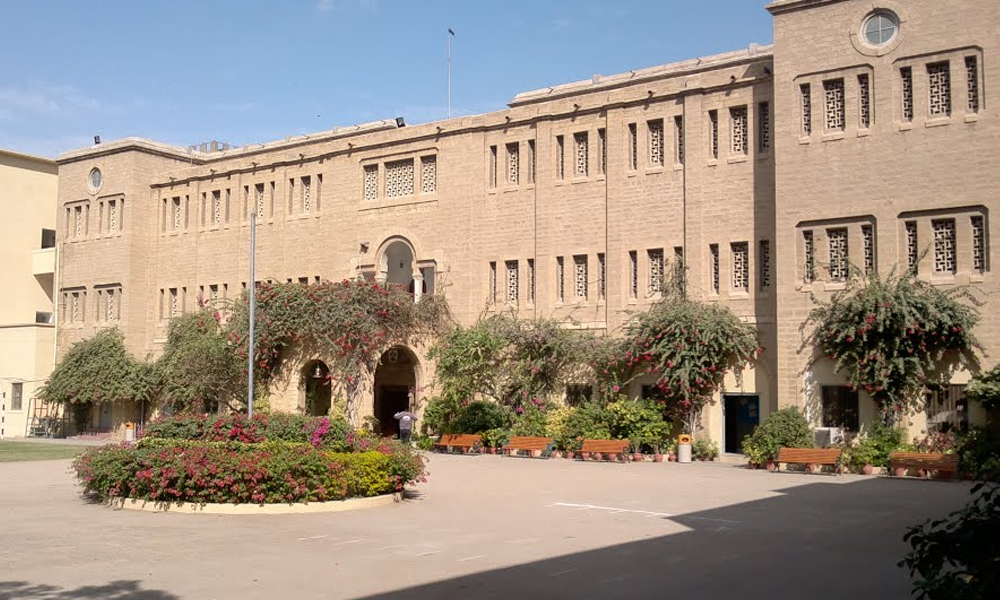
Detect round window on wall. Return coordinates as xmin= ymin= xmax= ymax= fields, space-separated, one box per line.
xmin=88 ymin=167 xmax=103 ymax=192
xmin=862 ymin=11 xmax=899 ymax=46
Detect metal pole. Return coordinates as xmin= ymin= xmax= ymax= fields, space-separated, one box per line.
xmin=447 ymin=28 xmax=453 ymax=118
xmin=247 ymin=212 xmax=257 ymax=418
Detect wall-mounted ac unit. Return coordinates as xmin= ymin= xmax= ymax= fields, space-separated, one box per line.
xmin=813 ymin=427 xmax=845 ymax=447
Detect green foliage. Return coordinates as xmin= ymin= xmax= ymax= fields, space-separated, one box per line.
xmin=693 ymin=438 xmax=720 ymax=461
xmin=605 ymin=397 xmax=672 ymax=452
xmin=558 ymin=403 xmax=612 ymax=451
xmin=454 ymin=400 xmax=509 ymax=434
xmin=900 ymin=482 xmax=1000 ymax=600
xmin=966 ymin=364 xmax=1000 ymax=411
xmin=156 ymin=308 xmax=243 ymax=413
xmin=420 ymin=393 xmax=463 ymax=435
xmin=40 ymin=328 xmax=155 ymax=407
xmin=545 ymin=406 xmax=575 ymax=447
xmin=481 ymin=427 xmax=510 ymax=449
xmin=142 ymin=413 xmax=351 ymax=450
xmin=741 ymin=407 xmax=813 ymax=464
xmin=845 ymin=422 xmax=907 ymax=469
xmin=807 ymin=269 xmax=981 ymax=422
xmin=511 ymin=400 xmax=551 ymax=437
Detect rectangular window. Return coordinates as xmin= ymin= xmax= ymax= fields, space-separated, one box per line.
xmin=822 ymin=386 xmax=860 ymax=431
xmin=932 ymin=218 xmax=957 ymax=274
xmin=629 ymin=250 xmax=638 ymax=299
xmin=364 ymin=164 xmax=379 ymax=200
xmin=315 ymin=174 xmax=322 ymax=211
xmin=489 ymin=145 xmax=498 ymax=189
xmin=759 ymin=240 xmax=770 ymax=290
xmin=628 ymin=123 xmax=637 ymax=171
xmin=212 ymin=190 xmax=222 ymax=224
xmin=41 ymin=228 xmax=56 ymax=248
xmin=565 ymin=384 xmax=593 ymax=407
xmin=528 ymin=140 xmax=536 ymax=184
xmin=803 ymin=230 xmax=816 ymax=283
xmin=527 ymin=258 xmax=535 ymax=303
xmin=758 ymin=102 xmax=770 ymax=152
xmin=730 ymin=107 xmax=748 ymax=155
xmin=489 ymin=262 xmax=497 ymax=303
xmin=107 ymin=198 xmax=118 ymax=232
xmin=824 ymin=79 xmax=846 ymax=131
xmin=966 ymin=56 xmax=980 ymax=113
xmin=574 ymin=132 xmax=588 ymax=177
xmin=901 ymin=67 xmax=914 ymax=122
xmin=858 ymin=74 xmax=871 ymax=129
xmin=172 ymin=197 xmax=182 ymax=230
xmin=674 ymin=116 xmax=684 ymax=164
xmin=254 ymin=184 xmax=265 ymax=218
xmin=11 ymin=382 xmax=23 ymax=411
xmin=556 ymin=256 xmax=565 ymax=303
xmin=648 ymin=248 xmax=664 ymax=294
xmin=673 ymin=246 xmax=685 ymax=292
xmin=556 ymin=135 xmax=565 ymax=180
xmin=708 ymin=110 xmax=719 ymax=159
xmin=506 ymin=260 xmax=519 ymax=305
xmin=301 ymin=176 xmax=312 ymax=213
xmin=385 ymin=159 xmax=415 ymax=198
xmin=906 ymin=221 xmax=919 ymax=274
xmin=926 ymin=385 xmax=968 ymax=434
xmin=801 ymin=84 xmax=812 ymax=135
xmin=287 ymin=179 xmax=295 ymax=214
xmin=75 ymin=205 xmax=85 ymax=237
xmin=731 ymin=242 xmax=749 ymax=290
xmin=862 ymin=224 xmax=876 ymax=274
xmin=648 ymin=119 xmax=664 ymax=166
xmin=597 ymin=128 xmax=606 ymax=175
xmin=506 ymin=142 xmax=519 ymax=185
xmin=169 ymin=287 xmax=179 ymax=318
xmin=972 ymin=216 xmax=986 ymax=274
xmin=421 ymin=156 xmax=436 ymax=194
xmin=828 ymin=228 xmax=849 ymax=282
xmin=597 ymin=253 xmax=606 ymax=301
xmin=574 ymin=255 xmax=588 ymax=301
xmin=928 ymin=62 xmax=952 ymax=117
xmin=209 ymin=284 xmax=220 ymax=302
xmin=710 ymin=244 xmax=720 ymax=294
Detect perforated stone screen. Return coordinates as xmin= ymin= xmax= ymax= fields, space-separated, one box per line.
xmin=901 ymin=67 xmax=914 ymax=121
xmin=972 ymin=216 xmax=985 ymax=273
xmin=862 ymin=224 xmax=875 ymax=274
xmin=364 ymin=165 xmax=379 ymax=200
xmin=933 ymin=219 xmax=956 ymax=274
xmin=801 ymin=84 xmax=812 ymax=135
xmin=730 ymin=108 xmax=748 ymax=155
xmin=506 ymin=260 xmax=519 ymax=304
xmin=421 ymin=156 xmax=437 ymax=194
xmin=732 ymin=242 xmax=749 ymax=290
xmin=574 ymin=132 xmax=588 ymax=177
xmin=385 ymin=159 xmax=414 ymax=198
xmin=906 ymin=221 xmax=919 ymax=273
xmin=928 ymin=62 xmax=952 ymax=117
xmin=858 ymin=74 xmax=871 ymax=128
xmin=574 ymin=255 xmax=588 ymax=300
xmin=966 ymin=56 xmax=979 ymax=113
xmin=828 ymin=228 xmax=848 ymax=281
xmin=648 ymin=120 xmax=664 ymax=166
xmin=824 ymin=79 xmax=845 ymax=131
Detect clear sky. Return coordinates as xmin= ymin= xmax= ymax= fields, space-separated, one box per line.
xmin=0 ymin=0 xmax=773 ymax=158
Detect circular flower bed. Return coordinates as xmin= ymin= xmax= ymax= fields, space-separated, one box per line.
xmin=73 ymin=414 xmax=425 ymax=505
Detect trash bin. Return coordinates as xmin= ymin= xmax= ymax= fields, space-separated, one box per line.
xmin=124 ymin=422 xmax=135 ymax=443
xmin=677 ymin=434 xmax=692 ymax=463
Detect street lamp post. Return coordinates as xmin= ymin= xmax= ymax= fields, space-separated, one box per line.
xmin=247 ymin=211 xmax=257 ymax=418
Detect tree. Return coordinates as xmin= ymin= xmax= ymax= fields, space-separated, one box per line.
xmin=156 ymin=308 xmax=243 ymax=413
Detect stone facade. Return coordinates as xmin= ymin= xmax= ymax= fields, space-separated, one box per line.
xmin=54 ymin=0 xmax=997 ymax=447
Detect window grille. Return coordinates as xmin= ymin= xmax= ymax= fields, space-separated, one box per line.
xmin=933 ymin=219 xmax=956 ymax=274
xmin=758 ymin=102 xmax=770 ymax=151
xmin=574 ymin=132 xmax=588 ymax=177
xmin=556 ymin=136 xmax=565 ymax=180
xmin=710 ymin=244 xmax=720 ymax=294
xmin=648 ymin=120 xmax=664 ymax=165
xmin=972 ymin=216 xmax=986 ymax=273
xmin=730 ymin=107 xmax=748 ymax=154
xmin=629 ymin=251 xmax=638 ymax=299
xmin=732 ymin=242 xmax=749 ymax=290
xmin=574 ymin=255 xmax=588 ymax=300
xmin=507 ymin=143 xmax=519 ymax=185
xmin=421 ymin=156 xmax=437 ymax=194
xmin=803 ymin=231 xmax=815 ymax=283
xmin=901 ymin=67 xmax=914 ymax=121
xmin=759 ymin=240 xmax=771 ymax=289
xmin=708 ymin=110 xmax=719 ymax=158
xmin=674 ymin=116 xmax=684 ymax=164
xmin=598 ymin=129 xmax=606 ymax=175
xmin=966 ymin=56 xmax=979 ymax=113
xmin=364 ymin=165 xmax=379 ymax=200
xmin=628 ymin=123 xmax=637 ymax=170
xmin=800 ymin=84 xmax=812 ymax=134
xmin=862 ymin=224 xmax=875 ymax=274
xmin=824 ymin=79 xmax=845 ymax=131
xmin=506 ymin=260 xmax=519 ymax=305
xmin=556 ymin=256 xmax=565 ymax=302
xmin=828 ymin=228 xmax=849 ymax=281
xmin=906 ymin=221 xmax=919 ymax=274
xmin=597 ymin=253 xmax=606 ymax=300
xmin=928 ymin=62 xmax=952 ymax=117
xmin=385 ymin=159 xmax=414 ymax=198
xmin=858 ymin=74 xmax=871 ymax=128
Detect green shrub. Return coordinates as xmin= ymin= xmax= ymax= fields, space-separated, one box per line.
xmin=605 ymin=398 xmax=672 ymax=452
xmin=481 ymin=427 xmax=510 ymax=449
xmin=454 ymin=400 xmax=509 ymax=434
xmin=559 ymin=403 xmax=611 ymax=451
xmin=412 ymin=434 xmax=436 ymax=451
xmin=142 ymin=413 xmax=351 ymax=450
xmin=956 ymin=427 xmax=1000 ymax=476
xmin=846 ymin=422 xmax=907 ymax=470
xmin=693 ymin=438 xmax=720 ymax=461
xmin=741 ymin=407 xmax=812 ymax=464
xmin=421 ymin=393 xmax=463 ymax=435
xmin=510 ymin=400 xmax=551 ymax=437
xmin=545 ymin=406 xmax=575 ymax=450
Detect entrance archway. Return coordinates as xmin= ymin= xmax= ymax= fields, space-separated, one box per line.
xmin=302 ymin=360 xmax=332 ymax=417
xmin=373 ymin=347 xmax=417 ymax=438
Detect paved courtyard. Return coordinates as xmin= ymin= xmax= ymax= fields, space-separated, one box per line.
xmin=0 ymin=451 xmax=972 ymax=600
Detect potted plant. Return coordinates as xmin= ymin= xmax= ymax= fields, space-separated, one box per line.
xmin=630 ymin=437 xmax=645 ymax=463
xmin=692 ymin=438 xmax=720 ymax=462
xmin=551 ymin=450 xmax=562 ymax=459
xmin=667 ymin=439 xmax=678 ymax=462
xmin=650 ymin=440 xmax=664 ymax=463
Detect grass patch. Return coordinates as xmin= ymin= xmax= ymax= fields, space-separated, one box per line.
xmin=0 ymin=441 xmax=93 ymax=462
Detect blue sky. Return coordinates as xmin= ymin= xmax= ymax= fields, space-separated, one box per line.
xmin=0 ymin=0 xmax=773 ymax=158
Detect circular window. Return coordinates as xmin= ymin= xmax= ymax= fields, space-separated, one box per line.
xmin=862 ymin=11 xmax=899 ymax=46
xmin=88 ymin=168 xmax=103 ymax=192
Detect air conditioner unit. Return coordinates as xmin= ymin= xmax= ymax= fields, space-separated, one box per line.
xmin=813 ymin=427 xmax=845 ymax=447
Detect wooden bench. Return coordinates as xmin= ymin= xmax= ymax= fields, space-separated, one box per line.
xmin=775 ymin=447 xmax=842 ymax=474
xmin=503 ymin=436 xmax=553 ymax=457
xmin=889 ymin=452 xmax=959 ymax=479
xmin=580 ymin=439 xmax=630 ymax=461
xmin=433 ymin=433 xmax=482 ymax=453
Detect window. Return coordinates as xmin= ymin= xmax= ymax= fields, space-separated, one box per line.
xmin=507 ymin=142 xmax=519 ymax=185
xmin=301 ymin=176 xmax=312 ymax=213
xmin=35 ymin=311 xmax=53 ymax=324
xmin=556 ymin=135 xmax=565 ymax=180
xmin=421 ymin=155 xmax=437 ymax=194
xmin=824 ymin=79 xmax=846 ymax=131
xmin=926 ymin=385 xmax=968 ymax=434
xmin=73 ymin=205 xmax=86 ymax=238
xmin=364 ymin=164 xmax=379 ymax=200
xmin=673 ymin=246 xmax=685 ymax=292
xmin=828 ymin=228 xmax=848 ymax=282
xmin=11 ymin=382 xmax=23 ymax=411
xmin=901 ymin=67 xmax=914 ymax=122
xmin=758 ymin=102 xmax=770 ymax=152
xmin=527 ymin=258 xmax=535 ymax=303
xmin=932 ymin=219 xmax=956 ymax=274
xmin=169 ymin=288 xmax=179 ymax=318
xmin=106 ymin=198 xmax=119 ymax=233
xmin=556 ymin=256 xmax=565 ymax=303
xmin=489 ymin=146 xmax=498 ymax=189
xmin=858 ymin=74 xmax=871 ymax=129
xmin=862 ymin=11 xmax=898 ymax=47
xmin=41 ymin=228 xmax=56 ymax=249
xmin=708 ymin=110 xmax=719 ymax=159
xmin=628 ymin=250 xmax=638 ymax=299
xmin=315 ymin=175 xmax=323 ymax=210
xmin=225 ymin=188 xmax=231 ymax=223
xmin=648 ymin=248 xmax=664 ymax=294
xmin=506 ymin=260 xmax=519 ymax=305
xmin=597 ymin=128 xmax=606 ymax=175
xmin=627 ymin=123 xmax=637 ymax=171
xmin=172 ymin=197 xmax=182 ymax=230
xmin=674 ymin=116 xmax=684 ymax=164
xmin=730 ymin=107 xmax=748 ymax=155
xmin=597 ymin=253 xmax=606 ymax=300
xmin=800 ymin=84 xmax=812 ymax=135
xmin=489 ymin=262 xmax=497 ymax=303
xmin=759 ymin=240 xmax=771 ymax=290
xmin=710 ymin=244 xmax=720 ymax=294
xmin=528 ymin=140 xmax=536 ymax=184
xmin=906 ymin=221 xmax=919 ymax=274
xmin=648 ymin=119 xmax=664 ymax=166
xmin=928 ymin=62 xmax=952 ymax=117
xmin=88 ymin=168 xmax=103 ymax=192
xmin=966 ymin=56 xmax=980 ymax=113
xmin=574 ymin=255 xmax=588 ymax=300
xmin=254 ymin=184 xmax=265 ymax=218
xmin=822 ymin=386 xmax=859 ymax=431
xmin=862 ymin=224 xmax=876 ymax=274
xmin=972 ymin=216 xmax=986 ymax=274
xmin=732 ymin=242 xmax=749 ymax=290
xmin=209 ymin=284 xmax=220 ymax=301
xmin=67 ymin=290 xmax=85 ymax=323
xmin=574 ymin=132 xmax=588 ymax=177
xmin=803 ymin=230 xmax=816 ymax=283
xmin=385 ymin=159 xmax=414 ymax=198
xmin=565 ymin=384 xmax=593 ymax=407
xmin=212 ymin=190 xmax=222 ymax=224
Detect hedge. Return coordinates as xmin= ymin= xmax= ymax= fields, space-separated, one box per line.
xmin=142 ymin=413 xmax=352 ymax=450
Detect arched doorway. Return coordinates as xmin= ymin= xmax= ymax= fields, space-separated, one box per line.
xmin=382 ymin=240 xmax=414 ymax=289
xmin=302 ymin=360 xmax=332 ymax=417
xmin=372 ymin=237 xmax=436 ymax=301
xmin=373 ymin=347 xmax=417 ymax=438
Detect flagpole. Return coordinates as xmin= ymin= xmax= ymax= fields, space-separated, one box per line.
xmin=447 ymin=29 xmax=452 ymax=118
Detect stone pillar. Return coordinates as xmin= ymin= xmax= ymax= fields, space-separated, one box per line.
xmin=413 ymin=273 xmax=424 ymax=303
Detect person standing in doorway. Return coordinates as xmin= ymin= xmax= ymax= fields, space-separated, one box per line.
xmin=394 ymin=409 xmax=417 ymax=444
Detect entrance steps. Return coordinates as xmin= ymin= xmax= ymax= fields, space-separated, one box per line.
xmin=718 ymin=452 xmax=748 ymax=465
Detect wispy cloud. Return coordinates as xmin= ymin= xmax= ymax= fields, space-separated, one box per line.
xmin=0 ymin=83 xmax=101 ymax=118
xmin=317 ymin=0 xmax=377 ymax=12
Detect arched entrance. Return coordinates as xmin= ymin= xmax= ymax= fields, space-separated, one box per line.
xmin=373 ymin=347 xmax=417 ymax=438
xmin=302 ymin=360 xmax=332 ymax=417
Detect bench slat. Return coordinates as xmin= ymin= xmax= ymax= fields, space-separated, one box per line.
xmin=777 ymin=448 xmax=841 ymax=465
xmin=503 ymin=436 xmax=553 ymax=451
xmin=580 ymin=439 xmax=630 ymax=454
xmin=433 ymin=434 xmax=481 ymax=450
xmin=889 ymin=452 xmax=958 ymax=470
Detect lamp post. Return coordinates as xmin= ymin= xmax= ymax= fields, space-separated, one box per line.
xmin=247 ymin=211 xmax=257 ymax=418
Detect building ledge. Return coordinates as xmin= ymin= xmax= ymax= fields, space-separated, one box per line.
xmin=31 ymin=248 xmax=55 ymax=276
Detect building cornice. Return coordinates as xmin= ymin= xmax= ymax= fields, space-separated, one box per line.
xmin=0 ymin=147 xmax=58 ymax=171
xmin=766 ymin=0 xmax=849 ymax=16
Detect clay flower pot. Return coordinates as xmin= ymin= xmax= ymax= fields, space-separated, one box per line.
xmin=565 ymin=451 xmax=575 ymax=460
xmin=605 ymin=453 xmax=618 ymax=462
xmin=652 ymin=454 xmax=664 ymax=463
xmin=551 ymin=451 xmax=562 ymax=459
xmin=861 ymin=464 xmax=874 ymax=475
xmin=766 ymin=461 xmax=778 ymax=472
xmin=668 ymin=453 xmax=677 ymax=462
xmin=531 ymin=449 xmax=542 ymax=458
xmin=580 ymin=452 xmax=590 ymax=461
xmin=804 ymin=463 xmax=816 ymax=473
xmin=632 ymin=453 xmax=644 ymax=462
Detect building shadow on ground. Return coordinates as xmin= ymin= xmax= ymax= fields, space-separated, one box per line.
xmin=350 ymin=475 xmax=970 ymax=600
xmin=0 ymin=580 xmax=178 ymax=600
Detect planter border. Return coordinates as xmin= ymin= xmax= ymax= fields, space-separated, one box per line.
xmin=108 ymin=492 xmax=402 ymax=515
